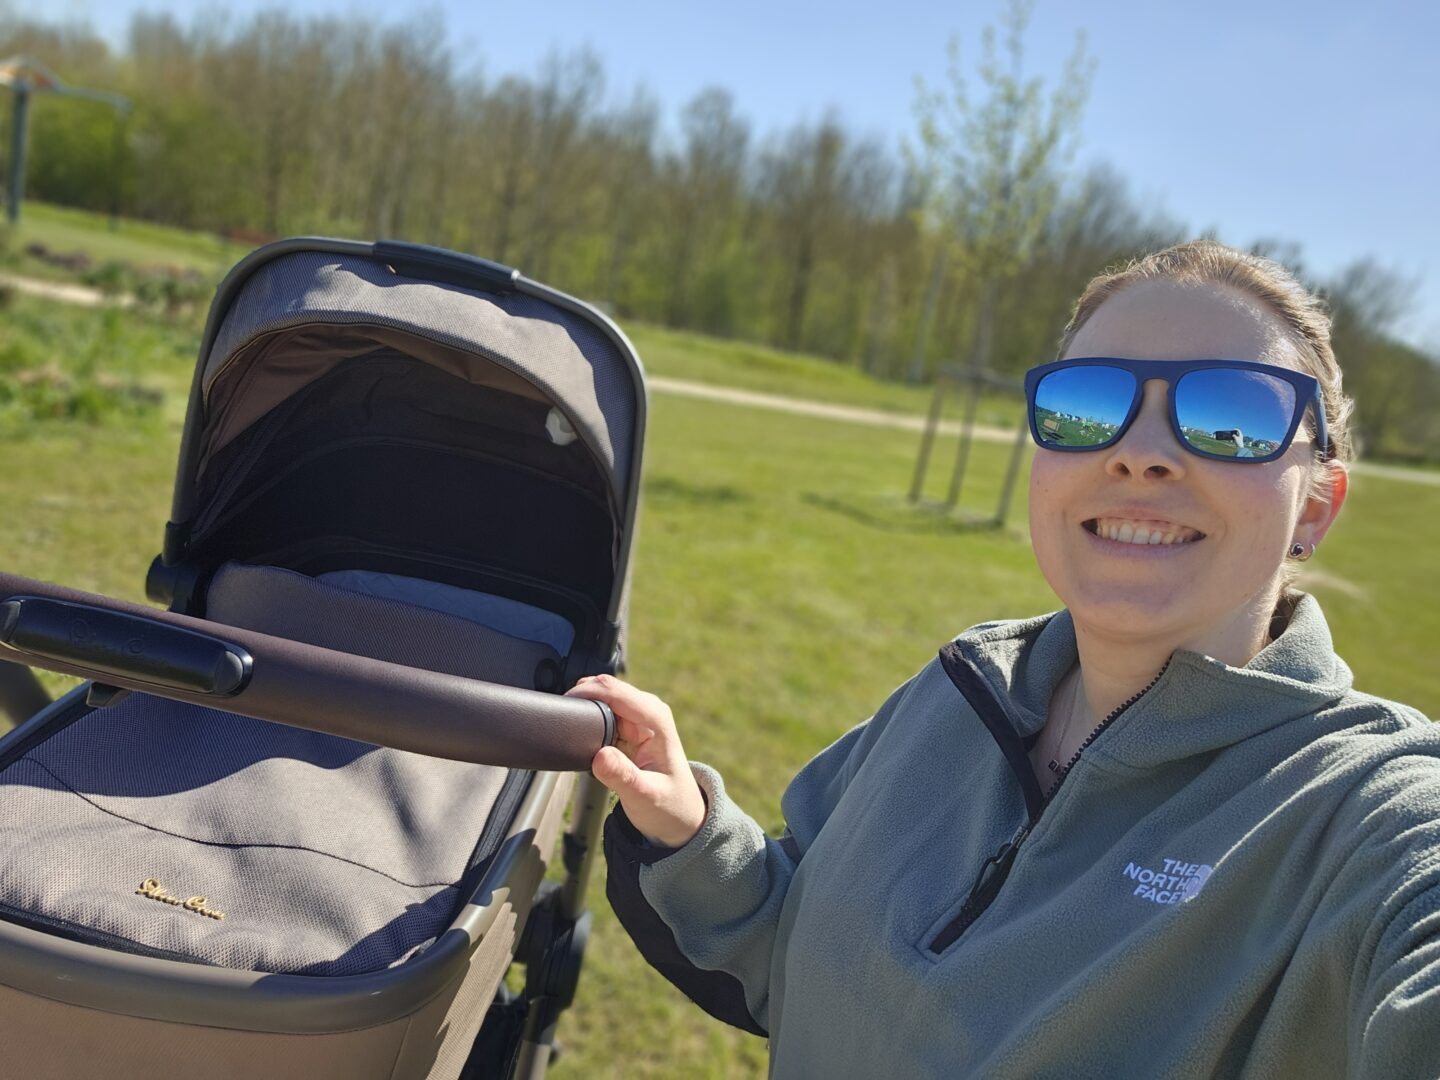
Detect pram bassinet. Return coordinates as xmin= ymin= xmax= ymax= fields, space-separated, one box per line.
xmin=0 ymin=239 xmax=646 ymax=1078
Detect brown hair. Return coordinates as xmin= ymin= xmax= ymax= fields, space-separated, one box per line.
xmin=1057 ymin=240 xmax=1355 ymax=464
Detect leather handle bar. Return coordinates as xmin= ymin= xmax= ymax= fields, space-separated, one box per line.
xmin=0 ymin=571 xmax=614 ymax=772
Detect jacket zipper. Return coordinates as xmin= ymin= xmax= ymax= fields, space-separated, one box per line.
xmin=1043 ymin=660 xmax=1170 ymax=801
xmin=927 ymin=646 xmax=1169 ymax=954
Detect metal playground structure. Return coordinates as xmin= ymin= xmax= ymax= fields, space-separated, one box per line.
xmin=0 ymin=56 xmax=130 ymax=226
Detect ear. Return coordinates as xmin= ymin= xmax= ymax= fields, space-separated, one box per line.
xmin=1293 ymin=461 xmax=1348 ymax=548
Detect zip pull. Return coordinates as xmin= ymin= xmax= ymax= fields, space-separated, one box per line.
xmin=930 ymin=824 xmax=1031 ymax=954
xmin=969 ymin=824 xmax=1030 ymax=899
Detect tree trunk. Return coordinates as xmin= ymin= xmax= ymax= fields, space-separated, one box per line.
xmin=908 ymin=245 xmax=947 ymax=383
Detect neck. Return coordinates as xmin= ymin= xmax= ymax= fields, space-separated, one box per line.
xmin=1069 ymin=591 xmax=1277 ymax=721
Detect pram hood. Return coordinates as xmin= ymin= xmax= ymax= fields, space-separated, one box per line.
xmin=159 ymin=240 xmax=646 ymax=665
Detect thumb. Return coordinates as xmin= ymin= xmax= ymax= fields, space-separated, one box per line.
xmin=591 ymin=744 xmax=641 ymax=794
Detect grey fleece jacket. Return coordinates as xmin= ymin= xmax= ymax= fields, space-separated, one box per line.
xmin=603 ymin=594 xmax=1440 ymax=1078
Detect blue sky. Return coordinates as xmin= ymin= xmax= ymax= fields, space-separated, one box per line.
xmin=65 ymin=0 xmax=1440 ymax=352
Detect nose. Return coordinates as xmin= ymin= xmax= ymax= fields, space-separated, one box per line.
xmin=1104 ymin=379 xmax=1188 ymax=481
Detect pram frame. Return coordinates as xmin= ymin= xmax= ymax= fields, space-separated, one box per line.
xmin=0 ymin=238 xmax=646 ymax=1077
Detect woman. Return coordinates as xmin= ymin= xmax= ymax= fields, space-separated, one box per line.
xmin=569 ymin=242 xmax=1440 ymax=1078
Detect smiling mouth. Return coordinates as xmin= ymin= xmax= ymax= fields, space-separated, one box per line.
xmin=1082 ymin=518 xmax=1206 ymax=546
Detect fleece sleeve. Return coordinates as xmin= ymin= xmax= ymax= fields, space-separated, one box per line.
xmin=1349 ymin=740 xmax=1440 ymax=1079
xmin=602 ymin=671 xmax=921 ymax=1035
xmin=1353 ymin=876 xmax=1440 ymax=1078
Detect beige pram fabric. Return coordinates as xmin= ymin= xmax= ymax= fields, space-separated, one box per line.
xmin=0 ymin=563 xmax=553 ymax=976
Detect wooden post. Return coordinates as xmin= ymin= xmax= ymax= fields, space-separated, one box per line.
xmin=994 ymin=408 xmax=1031 ymax=527
xmin=944 ymin=371 xmax=982 ymax=509
xmin=909 ymin=375 xmax=948 ymax=503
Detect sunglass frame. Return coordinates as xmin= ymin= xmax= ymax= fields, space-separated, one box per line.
xmin=1023 ymin=356 xmax=1332 ymax=464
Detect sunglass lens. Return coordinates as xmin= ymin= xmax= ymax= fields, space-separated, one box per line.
xmin=1174 ymin=369 xmax=1297 ymax=459
xmin=1032 ymin=366 xmax=1136 ymax=448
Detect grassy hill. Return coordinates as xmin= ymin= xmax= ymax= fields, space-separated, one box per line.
xmin=4 ymin=201 xmax=242 ymax=279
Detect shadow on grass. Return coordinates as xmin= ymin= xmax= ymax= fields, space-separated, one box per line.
xmin=801 ymin=492 xmax=1019 ymax=536
xmin=644 ymin=475 xmax=750 ymax=506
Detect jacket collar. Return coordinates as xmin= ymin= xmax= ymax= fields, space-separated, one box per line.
xmin=947 ymin=593 xmax=1354 ymax=771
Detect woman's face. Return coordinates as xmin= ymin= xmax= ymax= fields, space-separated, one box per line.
xmin=1028 ymin=279 xmax=1342 ymax=657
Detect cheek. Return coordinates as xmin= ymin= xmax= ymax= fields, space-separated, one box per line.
xmin=1028 ymin=453 xmax=1084 ymax=518
xmin=1221 ymin=466 xmax=1307 ymax=545
xmin=1027 ymin=457 xmax=1056 ymax=532
xmin=1027 ymin=455 xmax=1078 ymax=571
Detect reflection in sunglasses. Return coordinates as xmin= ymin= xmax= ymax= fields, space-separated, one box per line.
xmin=1026 ymin=358 xmax=1328 ymax=463
xmin=1034 ymin=406 xmax=1119 ymax=447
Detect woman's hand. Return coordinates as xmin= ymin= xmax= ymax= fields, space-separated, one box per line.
xmin=567 ymin=674 xmax=707 ymax=849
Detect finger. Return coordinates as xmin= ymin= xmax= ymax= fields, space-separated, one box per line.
xmin=567 ymin=676 xmax=673 ymax=743
xmin=590 ymin=745 xmax=632 ymax=790
xmin=565 ymin=673 xmax=640 ymax=707
xmin=591 ymin=745 xmax=666 ymax=799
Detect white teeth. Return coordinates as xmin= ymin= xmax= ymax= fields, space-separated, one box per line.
xmin=1091 ymin=519 xmax=1199 ymax=546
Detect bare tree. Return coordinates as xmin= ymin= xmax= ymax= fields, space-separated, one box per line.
xmin=660 ymin=87 xmax=749 ymax=326
xmin=597 ymin=87 xmax=659 ymax=309
xmin=762 ymin=119 xmax=894 ymax=353
xmin=1325 ymin=258 xmax=1420 ymax=453
xmin=520 ymin=48 xmax=605 ymax=279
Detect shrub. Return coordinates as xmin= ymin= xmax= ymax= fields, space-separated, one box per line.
xmin=0 ymin=365 xmax=162 ymax=433
xmin=83 ymin=261 xmax=138 ymax=297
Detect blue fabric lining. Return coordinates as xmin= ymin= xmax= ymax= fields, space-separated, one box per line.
xmin=317 ymin=569 xmax=575 ymax=654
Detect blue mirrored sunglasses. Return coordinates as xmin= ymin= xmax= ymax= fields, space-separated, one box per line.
xmin=1024 ymin=357 xmax=1333 ymax=464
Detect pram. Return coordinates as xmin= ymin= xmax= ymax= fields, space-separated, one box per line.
xmin=0 ymin=238 xmax=645 ymax=1078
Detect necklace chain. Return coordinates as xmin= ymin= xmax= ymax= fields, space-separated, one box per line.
xmin=1046 ymin=670 xmax=1085 ymax=774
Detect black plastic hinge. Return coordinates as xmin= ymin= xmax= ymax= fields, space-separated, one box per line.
xmin=85 ymin=683 xmax=131 ymax=709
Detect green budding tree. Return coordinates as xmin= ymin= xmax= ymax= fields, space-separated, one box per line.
xmin=908 ymin=0 xmax=1094 ymax=381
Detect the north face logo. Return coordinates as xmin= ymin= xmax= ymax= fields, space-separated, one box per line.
xmin=1122 ymin=859 xmax=1213 ymax=905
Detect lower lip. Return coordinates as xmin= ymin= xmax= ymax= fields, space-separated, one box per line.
xmin=1082 ymin=526 xmax=1202 ymax=558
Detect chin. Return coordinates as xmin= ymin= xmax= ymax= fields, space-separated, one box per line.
xmin=1055 ymin=575 xmax=1204 ymax=639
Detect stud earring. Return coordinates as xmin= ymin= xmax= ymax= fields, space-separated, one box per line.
xmin=1287 ymin=541 xmax=1314 ymax=561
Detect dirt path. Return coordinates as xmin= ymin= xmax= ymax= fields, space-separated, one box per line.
xmin=0 ymin=271 xmax=128 ymax=308
xmin=647 ymin=377 xmax=1017 ymax=443
xmin=649 ymin=377 xmax=1440 ymax=488
xmin=6 ymin=271 xmax=1435 ymax=488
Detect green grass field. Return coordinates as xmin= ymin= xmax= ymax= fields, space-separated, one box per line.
xmin=1 ymin=206 xmax=1438 ymax=1076
xmin=1 ymin=288 xmax=1437 ymax=1077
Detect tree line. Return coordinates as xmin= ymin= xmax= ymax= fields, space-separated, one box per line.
xmin=2 ymin=4 xmax=1436 ymax=463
